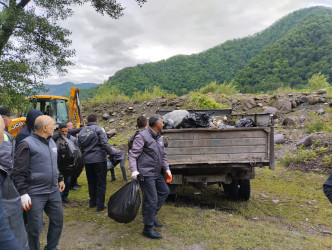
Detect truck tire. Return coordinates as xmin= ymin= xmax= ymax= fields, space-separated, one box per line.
xmin=223 ymin=180 xmax=239 ymax=200
xmin=238 ymin=179 xmax=251 ymax=201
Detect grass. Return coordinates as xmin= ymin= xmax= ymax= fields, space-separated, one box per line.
xmin=39 ymin=163 xmax=332 ymax=249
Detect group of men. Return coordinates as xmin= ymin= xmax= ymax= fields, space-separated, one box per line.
xmin=0 ymin=105 xmax=173 ymax=249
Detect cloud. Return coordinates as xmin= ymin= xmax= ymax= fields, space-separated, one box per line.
xmin=45 ymin=0 xmax=332 ymax=85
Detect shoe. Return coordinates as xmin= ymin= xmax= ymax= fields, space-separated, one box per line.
xmin=109 ymin=178 xmax=116 ymax=182
xmin=70 ymin=186 xmax=80 ymax=191
xmin=123 ymin=179 xmax=128 ymax=184
xmin=74 ymin=182 xmax=82 ymax=187
xmin=62 ymin=197 xmax=70 ymax=203
xmin=89 ymin=204 xmax=96 ymax=208
xmin=142 ymin=225 xmax=162 ymax=239
xmin=96 ymin=205 xmax=107 ymax=212
xmin=154 ymin=220 xmax=163 ymax=228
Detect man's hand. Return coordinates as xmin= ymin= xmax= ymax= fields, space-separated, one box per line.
xmin=131 ymin=171 xmax=139 ymax=180
xmin=58 ymin=181 xmax=65 ymax=192
xmin=166 ymin=170 xmax=172 ymax=183
xmin=21 ymin=194 xmax=31 ymax=211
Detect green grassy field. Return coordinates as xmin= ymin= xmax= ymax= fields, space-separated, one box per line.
xmin=41 ymin=164 xmax=332 ymax=249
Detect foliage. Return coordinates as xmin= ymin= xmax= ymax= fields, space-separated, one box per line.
xmin=305 ymin=112 xmax=332 ymax=134
xmin=278 ymin=146 xmax=317 ymax=167
xmin=0 ymin=0 xmax=146 ymax=109
xmin=131 ymin=86 xmax=176 ymax=102
xmin=308 ymin=72 xmax=330 ymax=90
xmin=199 ymin=80 xmax=239 ymax=96
xmin=183 ymin=92 xmax=227 ymax=109
xmin=99 ymin=6 xmax=332 ymax=96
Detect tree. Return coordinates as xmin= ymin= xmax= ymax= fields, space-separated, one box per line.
xmin=308 ymin=72 xmax=330 ymax=90
xmin=0 ymin=0 xmax=146 ymax=109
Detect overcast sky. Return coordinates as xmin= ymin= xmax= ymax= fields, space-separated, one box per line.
xmin=45 ymin=0 xmax=332 ymax=85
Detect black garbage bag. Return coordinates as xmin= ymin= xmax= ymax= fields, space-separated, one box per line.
xmin=181 ymin=112 xmax=211 ymax=128
xmin=234 ymin=118 xmax=256 ymax=127
xmin=108 ymin=179 xmax=141 ymax=223
xmin=56 ymin=135 xmax=84 ymax=177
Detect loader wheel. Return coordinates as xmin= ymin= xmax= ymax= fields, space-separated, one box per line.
xmin=238 ymin=179 xmax=251 ymax=201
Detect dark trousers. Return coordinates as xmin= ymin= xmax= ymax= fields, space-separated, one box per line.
xmin=139 ymin=173 xmax=169 ymax=226
xmin=27 ymin=191 xmax=63 ymax=250
xmin=85 ymin=162 xmax=107 ymax=210
xmin=110 ymin=158 xmax=127 ymax=180
xmin=0 ymin=172 xmax=20 ymax=250
xmin=61 ymin=176 xmax=72 ymax=198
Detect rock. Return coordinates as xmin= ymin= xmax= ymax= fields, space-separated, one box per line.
xmin=319 ymin=97 xmax=326 ymax=103
xmin=274 ymin=134 xmax=286 ymax=144
xmin=111 ymin=112 xmax=116 ymax=116
xmin=128 ymin=106 xmax=134 ymax=111
xmin=317 ymin=89 xmax=326 ymax=94
xmin=296 ymin=135 xmax=316 ymax=147
xmin=291 ymin=100 xmax=297 ymax=108
xmin=146 ymin=102 xmax=152 ymax=106
xmin=282 ymin=117 xmax=296 ymax=126
xmin=309 ymin=96 xmax=320 ymax=105
xmin=108 ymin=119 xmax=116 ymax=123
xmin=298 ymin=96 xmax=308 ymax=103
xmin=299 ymin=115 xmax=305 ymax=123
xmin=243 ymin=98 xmax=257 ymax=109
xmin=272 ymin=199 xmax=280 ymax=203
xmin=273 ymin=99 xmax=292 ymax=113
xmin=102 ymin=113 xmax=110 ymax=120
xmin=288 ymin=94 xmax=293 ymax=97
xmin=263 ymin=107 xmax=278 ymax=117
xmin=317 ymin=109 xmax=325 ymax=115
xmin=106 ymin=129 xmax=116 ymax=138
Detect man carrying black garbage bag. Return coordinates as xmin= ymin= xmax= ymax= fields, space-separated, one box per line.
xmin=129 ymin=114 xmax=172 ymax=239
xmin=323 ymin=172 xmax=332 ymax=203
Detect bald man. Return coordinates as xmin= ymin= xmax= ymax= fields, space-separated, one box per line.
xmin=13 ymin=115 xmax=65 ymax=250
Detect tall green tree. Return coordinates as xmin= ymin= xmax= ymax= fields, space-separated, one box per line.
xmin=0 ymin=0 xmax=146 ymax=109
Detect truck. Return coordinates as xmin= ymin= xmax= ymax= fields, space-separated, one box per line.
xmin=157 ymin=109 xmax=275 ymax=201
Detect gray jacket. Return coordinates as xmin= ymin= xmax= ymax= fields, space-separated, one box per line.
xmin=0 ymin=131 xmax=14 ymax=175
xmin=13 ymin=133 xmax=60 ymax=195
xmin=129 ymin=127 xmax=169 ymax=176
xmin=78 ymin=122 xmax=113 ymax=164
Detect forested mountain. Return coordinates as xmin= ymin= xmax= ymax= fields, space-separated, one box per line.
xmin=42 ymin=82 xmax=99 ymax=96
xmin=102 ymin=6 xmax=332 ymax=95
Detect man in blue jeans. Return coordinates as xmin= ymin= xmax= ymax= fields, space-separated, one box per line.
xmin=0 ymin=114 xmax=21 ymax=249
xmin=129 ymin=114 xmax=172 ymax=239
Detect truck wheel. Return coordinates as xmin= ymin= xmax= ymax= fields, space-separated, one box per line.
xmin=223 ymin=180 xmax=239 ymax=200
xmin=238 ymin=179 xmax=251 ymax=201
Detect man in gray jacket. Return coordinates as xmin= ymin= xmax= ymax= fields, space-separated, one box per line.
xmin=13 ymin=115 xmax=65 ymax=250
xmin=0 ymin=107 xmax=29 ymax=249
xmin=78 ymin=114 xmax=114 ymax=212
xmin=129 ymin=114 xmax=172 ymax=239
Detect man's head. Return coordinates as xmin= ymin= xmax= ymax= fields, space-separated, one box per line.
xmin=66 ymin=122 xmax=74 ymax=130
xmin=136 ymin=115 xmax=148 ymax=129
xmin=34 ymin=115 xmax=55 ymax=138
xmin=0 ymin=106 xmax=14 ymax=129
xmin=26 ymin=109 xmax=43 ymax=131
xmin=59 ymin=123 xmax=68 ymax=137
xmin=149 ymin=114 xmax=163 ymax=133
xmin=87 ymin=114 xmax=97 ymax=123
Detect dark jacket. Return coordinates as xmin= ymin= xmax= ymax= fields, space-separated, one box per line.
xmin=78 ymin=122 xmax=113 ymax=164
xmin=0 ymin=131 xmax=14 ymax=175
xmin=15 ymin=109 xmax=43 ymax=147
xmin=128 ymin=127 xmax=169 ymax=176
xmin=323 ymin=172 xmax=332 ymax=203
xmin=13 ymin=133 xmax=62 ymax=195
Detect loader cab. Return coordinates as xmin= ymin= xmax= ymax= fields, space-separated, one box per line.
xmin=29 ymin=95 xmax=69 ymax=125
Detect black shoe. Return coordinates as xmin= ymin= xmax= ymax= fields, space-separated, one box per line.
xmin=109 ymin=178 xmax=116 ymax=182
xmin=62 ymin=197 xmax=70 ymax=203
xmin=74 ymin=182 xmax=82 ymax=187
xmin=142 ymin=225 xmax=162 ymax=239
xmin=154 ymin=220 xmax=163 ymax=228
xmin=70 ymin=186 xmax=80 ymax=191
xmin=96 ymin=205 xmax=107 ymax=212
xmin=89 ymin=204 xmax=96 ymax=208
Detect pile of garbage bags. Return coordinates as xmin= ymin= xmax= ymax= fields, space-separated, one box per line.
xmin=162 ymin=110 xmax=256 ymax=129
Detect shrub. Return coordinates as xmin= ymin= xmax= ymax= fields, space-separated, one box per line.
xmin=131 ymin=86 xmax=176 ymax=102
xmin=308 ymin=72 xmax=330 ymax=90
xmin=183 ymin=92 xmax=227 ymax=109
xmin=199 ymin=80 xmax=239 ymax=96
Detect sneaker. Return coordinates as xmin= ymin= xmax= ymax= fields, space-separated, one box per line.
xmin=70 ymin=186 xmax=80 ymax=191
xmin=109 ymin=178 xmax=116 ymax=182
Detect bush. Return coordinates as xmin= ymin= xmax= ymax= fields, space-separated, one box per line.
xmin=305 ymin=112 xmax=332 ymax=134
xmin=199 ymin=80 xmax=239 ymax=96
xmin=308 ymin=72 xmax=330 ymax=90
xmin=131 ymin=86 xmax=176 ymax=102
xmin=184 ymin=92 xmax=227 ymax=109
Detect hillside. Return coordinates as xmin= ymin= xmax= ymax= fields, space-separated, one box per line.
xmin=98 ymin=6 xmax=332 ymax=96
xmin=42 ymin=82 xmax=100 ymax=96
